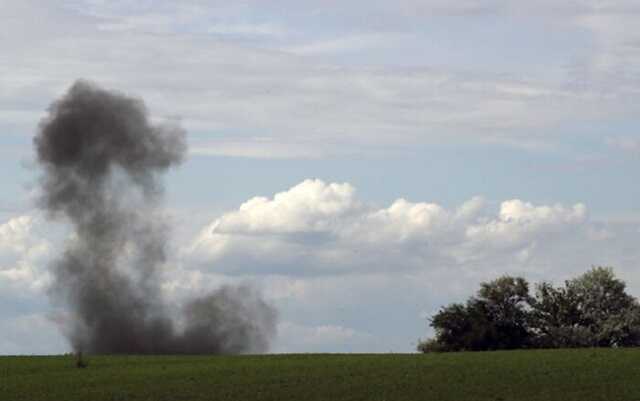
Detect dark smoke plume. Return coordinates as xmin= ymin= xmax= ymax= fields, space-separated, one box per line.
xmin=34 ymin=80 xmax=276 ymax=354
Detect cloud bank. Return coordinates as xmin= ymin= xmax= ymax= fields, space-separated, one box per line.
xmin=189 ymin=179 xmax=589 ymax=275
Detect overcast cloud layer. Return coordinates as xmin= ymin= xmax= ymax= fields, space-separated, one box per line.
xmin=3 ymin=1 xmax=640 ymax=156
xmin=1 ymin=1 xmax=640 ymax=353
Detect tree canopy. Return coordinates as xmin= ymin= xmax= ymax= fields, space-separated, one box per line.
xmin=419 ymin=267 xmax=640 ymax=353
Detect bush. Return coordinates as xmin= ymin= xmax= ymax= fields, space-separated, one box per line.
xmin=417 ymin=338 xmax=448 ymax=353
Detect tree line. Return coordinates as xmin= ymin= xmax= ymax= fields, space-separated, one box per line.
xmin=419 ymin=267 xmax=640 ymax=352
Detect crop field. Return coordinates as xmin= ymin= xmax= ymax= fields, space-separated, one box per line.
xmin=2 ymin=349 xmax=640 ymax=401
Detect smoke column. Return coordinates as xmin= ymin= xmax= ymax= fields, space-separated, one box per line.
xmin=34 ymin=80 xmax=276 ymax=354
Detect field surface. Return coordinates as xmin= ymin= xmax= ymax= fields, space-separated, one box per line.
xmin=2 ymin=349 xmax=640 ymax=401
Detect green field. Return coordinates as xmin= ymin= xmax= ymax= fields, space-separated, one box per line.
xmin=2 ymin=349 xmax=640 ymax=401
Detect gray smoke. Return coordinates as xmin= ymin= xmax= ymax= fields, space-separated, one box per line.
xmin=34 ymin=80 xmax=276 ymax=354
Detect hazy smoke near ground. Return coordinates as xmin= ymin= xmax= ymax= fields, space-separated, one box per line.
xmin=34 ymin=80 xmax=276 ymax=354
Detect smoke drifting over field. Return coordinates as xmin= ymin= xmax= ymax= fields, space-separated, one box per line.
xmin=34 ymin=80 xmax=276 ymax=354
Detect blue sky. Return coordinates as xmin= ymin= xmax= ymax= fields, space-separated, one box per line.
xmin=2 ymin=0 xmax=640 ymax=354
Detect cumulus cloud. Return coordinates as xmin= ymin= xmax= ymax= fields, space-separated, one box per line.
xmin=188 ymin=179 xmax=589 ymax=275
xmin=460 ymin=200 xmax=587 ymax=259
xmin=0 ymin=215 xmax=62 ymax=354
xmin=211 ymin=180 xmax=359 ymax=235
xmin=0 ymin=215 xmax=51 ymax=294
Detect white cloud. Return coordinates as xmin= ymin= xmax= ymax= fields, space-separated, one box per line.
xmin=188 ymin=179 xmax=591 ymax=275
xmin=0 ymin=215 xmax=51 ymax=294
xmin=211 ymin=179 xmax=359 ymax=235
xmin=462 ymin=200 xmax=587 ymax=255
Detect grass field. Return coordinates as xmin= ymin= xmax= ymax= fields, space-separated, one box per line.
xmin=2 ymin=349 xmax=640 ymax=401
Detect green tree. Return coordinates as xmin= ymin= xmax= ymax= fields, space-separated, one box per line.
xmin=477 ymin=276 xmax=532 ymax=349
xmin=565 ymin=267 xmax=640 ymax=346
xmin=424 ymin=301 xmax=493 ymax=352
xmin=421 ymin=276 xmax=532 ymax=352
xmin=530 ymin=281 xmax=590 ymax=348
xmin=531 ymin=267 xmax=640 ymax=348
xmin=419 ymin=267 xmax=640 ymax=352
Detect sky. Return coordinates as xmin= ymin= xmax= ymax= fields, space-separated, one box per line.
xmin=1 ymin=0 xmax=640 ymax=354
